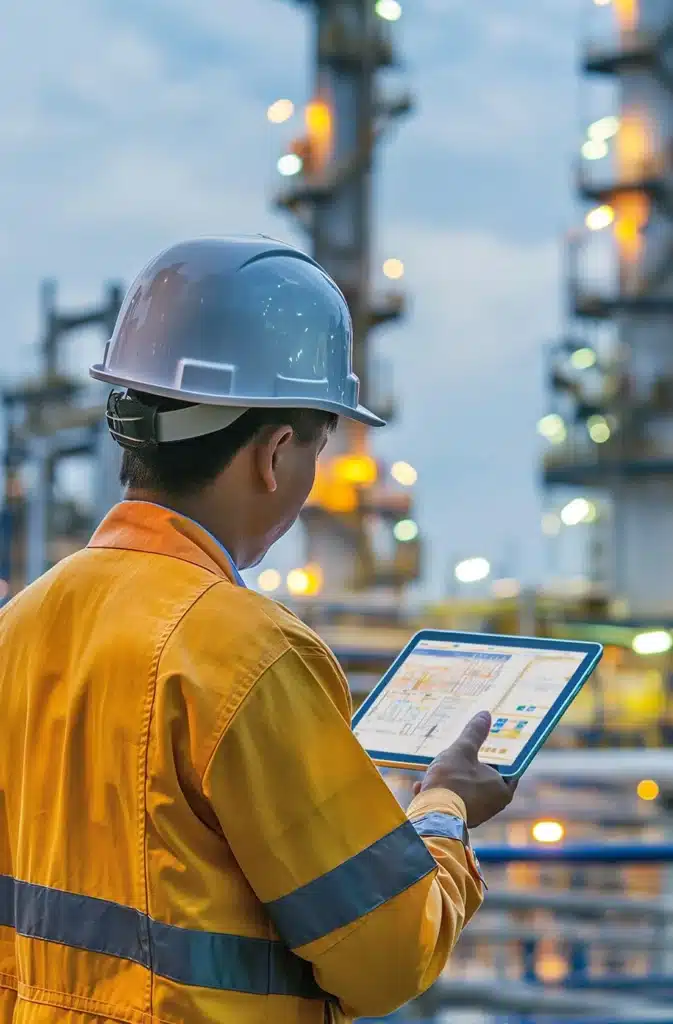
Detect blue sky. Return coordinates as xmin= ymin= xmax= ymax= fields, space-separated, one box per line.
xmin=0 ymin=0 xmax=588 ymax=595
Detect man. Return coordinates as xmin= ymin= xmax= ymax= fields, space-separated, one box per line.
xmin=0 ymin=237 xmax=515 ymax=1023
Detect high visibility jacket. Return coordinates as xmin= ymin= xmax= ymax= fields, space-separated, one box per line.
xmin=0 ymin=500 xmax=484 ymax=1023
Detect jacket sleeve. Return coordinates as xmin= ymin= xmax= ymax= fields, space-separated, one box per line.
xmin=202 ymin=632 xmax=484 ymax=1019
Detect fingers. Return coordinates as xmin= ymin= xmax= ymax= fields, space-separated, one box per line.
xmin=457 ymin=710 xmax=492 ymax=752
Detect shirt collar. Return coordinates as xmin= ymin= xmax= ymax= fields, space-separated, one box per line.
xmin=88 ymin=500 xmax=247 ymax=587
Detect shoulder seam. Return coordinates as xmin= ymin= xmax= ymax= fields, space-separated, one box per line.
xmin=156 ymin=581 xmax=294 ymax=783
xmin=198 ymin=599 xmax=353 ymax=787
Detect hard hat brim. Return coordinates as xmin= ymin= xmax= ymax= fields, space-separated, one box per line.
xmin=90 ymin=364 xmax=386 ymax=427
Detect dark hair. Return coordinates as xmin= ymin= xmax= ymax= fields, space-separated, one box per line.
xmin=119 ymin=391 xmax=337 ymax=495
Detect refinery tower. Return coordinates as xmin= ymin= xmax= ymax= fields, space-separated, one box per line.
xmin=542 ymin=0 xmax=673 ymax=617
xmin=269 ymin=0 xmax=421 ymax=599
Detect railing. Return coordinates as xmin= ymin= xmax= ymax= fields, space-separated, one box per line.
xmin=363 ymin=844 xmax=673 ymax=1023
xmin=543 ymin=434 xmax=673 ymax=482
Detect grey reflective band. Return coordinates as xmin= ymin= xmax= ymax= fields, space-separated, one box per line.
xmin=157 ymin=403 xmax=248 ymax=442
xmin=264 ymin=820 xmax=436 ymax=950
xmin=411 ymin=812 xmax=469 ymax=846
xmin=0 ymin=874 xmax=323 ymax=999
xmin=411 ymin=813 xmax=486 ymax=885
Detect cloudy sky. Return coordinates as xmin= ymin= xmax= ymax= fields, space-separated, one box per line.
xmin=1 ymin=0 xmax=589 ymax=595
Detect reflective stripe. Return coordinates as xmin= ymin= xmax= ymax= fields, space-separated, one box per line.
xmin=411 ymin=812 xmax=469 ymax=845
xmin=411 ymin=813 xmax=486 ymax=886
xmin=0 ymin=874 xmax=323 ymax=998
xmin=264 ymin=820 xmax=436 ymax=949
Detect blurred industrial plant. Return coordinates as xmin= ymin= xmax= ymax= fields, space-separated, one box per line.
xmin=2 ymin=0 xmax=673 ymax=1021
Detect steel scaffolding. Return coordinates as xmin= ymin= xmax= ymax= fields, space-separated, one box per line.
xmin=0 ymin=281 xmax=123 ymax=597
xmin=273 ymin=0 xmax=420 ymax=595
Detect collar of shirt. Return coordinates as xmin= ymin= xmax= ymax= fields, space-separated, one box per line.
xmin=88 ymin=500 xmax=247 ymax=588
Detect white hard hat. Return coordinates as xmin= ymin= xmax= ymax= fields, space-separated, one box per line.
xmin=90 ymin=236 xmax=384 ymax=446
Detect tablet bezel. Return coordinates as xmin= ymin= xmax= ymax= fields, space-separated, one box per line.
xmin=351 ymin=629 xmax=603 ymax=779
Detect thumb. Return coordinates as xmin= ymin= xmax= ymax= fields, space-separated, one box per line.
xmin=457 ymin=711 xmax=492 ymax=752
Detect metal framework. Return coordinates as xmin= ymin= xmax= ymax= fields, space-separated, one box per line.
xmin=541 ymin=0 xmax=673 ymax=613
xmin=1 ymin=281 xmax=123 ymax=596
xmin=274 ymin=0 xmax=419 ymax=594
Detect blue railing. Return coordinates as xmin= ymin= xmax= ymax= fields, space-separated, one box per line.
xmin=473 ymin=842 xmax=673 ymax=864
xmin=364 ymin=843 xmax=673 ymax=1023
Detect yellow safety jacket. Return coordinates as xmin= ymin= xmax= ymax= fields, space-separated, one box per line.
xmin=0 ymin=500 xmax=483 ymax=1023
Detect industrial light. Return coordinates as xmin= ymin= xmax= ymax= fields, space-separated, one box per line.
xmin=532 ymin=820 xmax=565 ymax=844
xmin=585 ymin=204 xmax=615 ymax=231
xmin=305 ymin=99 xmax=331 ymax=136
xmin=536 ymin=954 xmax=568 ymax=984
xmin=454 ymin=557 xmax=490 ymax=584
xmin=257 ymin=568 xmax=281 ymax=593
xmin=333 ymin=453 xmax=378 ymax=485
xmin=581 ymin=139 xmax=608 ymax=161
xmin=375 ymin=0 xmax=402 ymax=21
xmin=637 ymin=779 xmax=660 ymax=801
xmin=632 ymin=630 xmax=673 ymax=656
xmin=588 ymin=115 xmax=619 ymax=140
xmin=286 ymin=568 xmax=309 ymax=596
xmin=541 ymin=513 xmax=562 ymax=537
xmin=570 ymin=347 xmax=597 ymax=370
xmin=286 ymin=564 xmax=323 ymax=597
xmin=394 ymin=518 xmax=419 ymax=543
xmin=587 ymin=414 xmax=611 ymax=443
xmin=391 ymin=460 xmax=417 ymax=486
xmin=537 ymin=413 xmax=567 ymax=445
xmin=267 ymin=99 xmax=294 ymax=124
xmin=277 ymin=153 xmax=303 ymax=176
xmin=560 ymin=497 xmax=597 ymax=526
xmin=383 ymin=258 xmax=405 ymax=280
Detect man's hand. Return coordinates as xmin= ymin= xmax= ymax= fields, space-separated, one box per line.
xmin=415 ymin=711 xmax=517 ymax=827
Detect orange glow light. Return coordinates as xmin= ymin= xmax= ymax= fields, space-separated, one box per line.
xmin=614 ymin=0 xmax=638 ymax=32
xmin=305 ymin=98 xmax=333 ymax=171
xmin=637 ymin=779 xmax=659 ymax=801
xmin=614 ymin=112 xmax=650 ymax=265
xmin=333 ymin=453 xmax=378 ymax=486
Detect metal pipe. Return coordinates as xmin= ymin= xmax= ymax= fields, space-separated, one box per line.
xmin=482 ymin=888 xmax=672 ymax=919
xmin=474 ymin=843 xmax=673 ymax=863
xmin=462 ymin=920 xmax=669 ymax=952
xmin=422 ymin=977 xmax=673 ymax=1019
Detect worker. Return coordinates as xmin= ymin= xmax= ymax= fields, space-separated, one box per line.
xmin=0 ymin=237 xmax=516 ymax=1024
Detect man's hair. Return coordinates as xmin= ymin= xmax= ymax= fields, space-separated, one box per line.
xmin=119 ymin=391 xmax=337 ymax=496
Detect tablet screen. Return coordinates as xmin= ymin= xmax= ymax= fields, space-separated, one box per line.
xmin=353 ymin=637 xmax=586 ymax=765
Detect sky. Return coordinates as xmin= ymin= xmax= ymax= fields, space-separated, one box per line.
xmin=0 ymin=0 xmax=590 ymax=596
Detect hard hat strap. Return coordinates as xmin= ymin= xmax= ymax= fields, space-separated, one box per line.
xmin=158 ymin=402 xmax=248 ymax=442
xmin=106 ymin=391 xmax=248 ymax=448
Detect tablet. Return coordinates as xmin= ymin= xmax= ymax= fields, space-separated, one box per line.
xmin=352 ymin=630 xmax=603 ymax=779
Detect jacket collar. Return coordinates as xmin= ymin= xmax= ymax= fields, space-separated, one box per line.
xmin=88 ymin=500 xmax=246 ymax=587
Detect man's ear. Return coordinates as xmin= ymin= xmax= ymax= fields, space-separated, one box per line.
xmin=255 ymin=425 xmax=294 ymax=494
